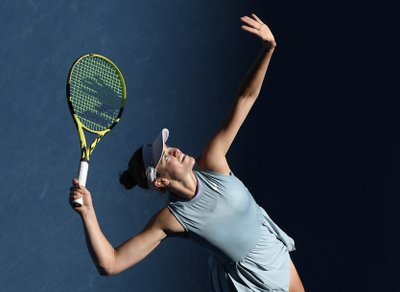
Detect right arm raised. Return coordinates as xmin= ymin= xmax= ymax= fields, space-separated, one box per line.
xmin=70 ymin=179 xmax=185 ymax=276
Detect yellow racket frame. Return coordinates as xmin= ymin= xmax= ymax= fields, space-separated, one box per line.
xmin=67 ymin=53 xmax=127 ymax=162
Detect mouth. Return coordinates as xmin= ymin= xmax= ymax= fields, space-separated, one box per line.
xmin=180 ymin=154 xmax=186 ymax=163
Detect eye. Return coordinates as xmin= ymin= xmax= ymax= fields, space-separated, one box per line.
xmin=163 ymin=147 xmax=171 ymax=162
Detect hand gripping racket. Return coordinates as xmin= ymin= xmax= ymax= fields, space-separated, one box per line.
xmin=67 ymin=54 xmax=126 ymax=207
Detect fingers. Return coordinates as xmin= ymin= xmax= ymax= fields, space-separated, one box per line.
xmin=241 ymin=14 xmax=264 ymax=28
xmin=70 ymin=179 xmax=84 ymax=205
xmin=240 ymin=15 xmax=264 ymax=37
xmin=241 ymin=25 xmax=260 ymax=35
xmin=70 ymin=192 xmax=82 ymax=202
xmin=240 ymin=13 xmax=276 ymax=46
xmin=72 ymin=178 xmax=81 ymax=189
xmin=70 ymin=179 xmax=88 ymax=194
xmin=251 ymin=13 xmax=263 ymax=24
xmin=240 ymin=15 xmax=260 ymax=29
xmin=69 ymin=178 xmax=93 ymax=211
xmin=70 ymin=183 xmax=84 ymax=199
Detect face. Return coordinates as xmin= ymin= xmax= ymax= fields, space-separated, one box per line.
xmin=155 ymin=144 xmax=195 ymax=183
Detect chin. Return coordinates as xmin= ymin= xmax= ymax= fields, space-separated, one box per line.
xmin=187 ymin=155 xmax=196 ymax=167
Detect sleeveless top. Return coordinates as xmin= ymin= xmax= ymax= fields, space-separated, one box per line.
xmin=167 ymin=165 xmax=296 ymax=291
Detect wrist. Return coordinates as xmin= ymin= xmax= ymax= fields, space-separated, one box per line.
xmin=79 ymin=206 xmax=95 ymax=220
xmin=263 ymin=40 xmax=276 ymax=50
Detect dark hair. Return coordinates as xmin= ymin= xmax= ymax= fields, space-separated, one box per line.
xmin=119 ymin=146 xmax=149 ymax=190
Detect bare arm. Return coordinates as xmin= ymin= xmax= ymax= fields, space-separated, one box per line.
xmin=70 ymin=180 xmax=184 ymax=276
xmin=199 ymin=14 xmax=276 ymax=174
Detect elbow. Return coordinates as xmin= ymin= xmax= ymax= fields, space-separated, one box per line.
xmin=98 ymin=266 xmax=118 ymax=277
xmin=97 ymin=260 xmax=136 ymax=277
xmin=97 ymin=259 xmax=119 ymax=277
xmin=99 ymin=270 xmax=111 ymax=277
xmin=245 ymin=92 xmax=260 ymax=100
xmin=97 ymin=250 xmax=119 ymax=276
xmin=238 ymin=93 xmax=259 ymax=103
xmin=96 ymin=249 xmax=142 ymax=276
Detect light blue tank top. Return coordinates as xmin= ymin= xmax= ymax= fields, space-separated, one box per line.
xmin=167 ymin=165 xmax=296 ymax=291
xmin=168 ymin=165 xmax=263 ymax=262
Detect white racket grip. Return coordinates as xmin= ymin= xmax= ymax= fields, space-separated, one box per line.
xmin=73 ymin=160 xmax=89 ymax=207
xmin=78 ymin=160 xmax=89 ymax=187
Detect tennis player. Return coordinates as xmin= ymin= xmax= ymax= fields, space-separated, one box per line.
xmin=70 ymin=13 xmax=305 ymax=292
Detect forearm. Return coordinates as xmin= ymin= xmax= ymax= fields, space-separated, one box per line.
xmin=204 ymin=45 xmax=276 ymax=159
xmin=237 ymin=43 xmax=275 ymax=99
xmin=80 ymin=208 xmax=116 ymax=275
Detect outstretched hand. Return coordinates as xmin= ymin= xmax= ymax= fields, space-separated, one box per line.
xmin=240 ymin=14 xmax=276 ymax=48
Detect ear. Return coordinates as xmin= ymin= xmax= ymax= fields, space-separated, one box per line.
xmin=154 ymin=177 xmax=170 ymax=189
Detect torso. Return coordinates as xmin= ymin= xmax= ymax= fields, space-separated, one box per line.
xmin=167 ymin=166 xmax=265 ymax=262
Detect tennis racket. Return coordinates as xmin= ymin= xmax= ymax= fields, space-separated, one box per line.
xmin=67 ymin=53 xmax=127 ymax=207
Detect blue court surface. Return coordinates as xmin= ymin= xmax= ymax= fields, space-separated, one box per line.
xmin=0 ymin=1 xmax=398 ymax=291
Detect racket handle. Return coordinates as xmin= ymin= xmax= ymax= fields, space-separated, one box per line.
xmin=73 ymin=160 xmax=89 ymax=207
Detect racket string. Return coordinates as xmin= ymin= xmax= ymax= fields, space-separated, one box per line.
xmin=69 ymin=56 xmax=124 ymax=132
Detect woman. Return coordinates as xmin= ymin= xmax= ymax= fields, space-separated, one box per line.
xmin=70 ymin=13 xmax=305 ymax=292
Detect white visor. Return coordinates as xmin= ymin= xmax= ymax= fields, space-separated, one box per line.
xmin=142 ymin=128 xmax=169 ymax=187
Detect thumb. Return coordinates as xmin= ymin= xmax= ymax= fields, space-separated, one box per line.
xmin=72 ymin=179 xmax=81 ymax=188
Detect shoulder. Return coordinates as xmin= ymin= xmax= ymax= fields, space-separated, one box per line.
xmin=196 ymin=155 xmax=231 ymax=175
xmin=154 ymin=207 xmax=186 ymax=236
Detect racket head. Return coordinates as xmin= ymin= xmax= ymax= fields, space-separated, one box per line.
xmin=67 ymin=53 xmax=127 ymax=135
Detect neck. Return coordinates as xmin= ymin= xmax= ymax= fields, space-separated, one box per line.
xmin=169 ymin=171 xmax=197 ymax=200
